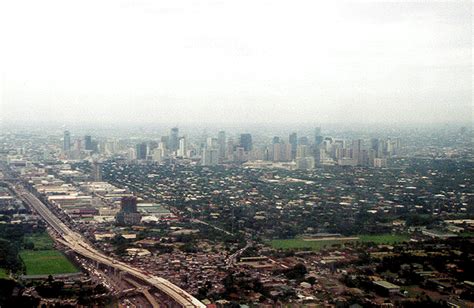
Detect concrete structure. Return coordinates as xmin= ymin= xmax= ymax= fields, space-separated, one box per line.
xmin=12 ymin=184 xmax=205 ymax=308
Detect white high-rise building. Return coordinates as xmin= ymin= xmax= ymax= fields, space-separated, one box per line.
xmin=296 ymin=144 xmax=310 ymax=158
xmin=178 ymin=137 xmax=187 ymax=157
xmin=202 ymin=148 xmax=218 ymax=166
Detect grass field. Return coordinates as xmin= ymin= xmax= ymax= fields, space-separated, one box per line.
xmin=0 ymin=268 xmax=9 ymax=279
xmin=25 ymin=232 xmax=55 ymax=250
xmin=270 ymin=234 xmax=410 ymax=251
xmin=358 ymin=234 xmax=410 ymax=244
xmin=20 ymin=250 xmax=78 ymax=275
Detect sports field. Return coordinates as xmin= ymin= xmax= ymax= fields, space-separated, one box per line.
xmin=20 ymin=250 xmax=78 ymax=275
xmin=270 ymin=234 xmax=410 ymax=251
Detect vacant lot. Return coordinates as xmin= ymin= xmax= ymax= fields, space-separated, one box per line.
xmin=24 ymin=232 xmax=55 ymax=250
xmin=20 ymin=250 xmax=78 ymax=275
xmin=270 ymin=234 xmax=409 ymax=251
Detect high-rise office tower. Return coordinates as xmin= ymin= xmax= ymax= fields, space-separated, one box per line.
xmin=235 ymin=147 xmax=246 ymax=162
xmin=272 ymin=142 xmax=281 ymax=162
xmin=297 ymin=144 xmax=310 ymax=158
xmin=202 ymin=148 xmax=219 ymax=166
xmin=178 ymin=137 xmax=187 ymax=157
xmin=289 ymin=132 xmax=297 ymax=160
xmin=74 ymin=139 xmax=82 ymax=152
xmin=169 ymin=127 xmax=179 ymax=151
xmin=314 ymin=127 xmax=323 ymax=146
xmin=226 ymin=138 xmax=234 ymax=161
xmin=63 ymin=130 xmax=71 ymax=152
xmin=352 ymin=139 xmax=363 ymax=165
xmin=283 ymin=143 xmax=292 ymax=161
xmin=240 ymin=133 xmax=252 ymax=152
xmin=217 ymin=131 xmax=226 ymax=161
xmin=370 ymin=138 xmax=380 ymax=157
xmin=160 ymin=136 xmax=170 ymax=149
xmin=136 ymin=142 xmax=147 ymax=160
xmin=207 ymin=137 xmax=217 ymax=149
xmin=84 ymin=135 xmax=93 ymax=151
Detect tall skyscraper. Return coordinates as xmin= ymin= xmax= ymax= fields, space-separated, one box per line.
xmin=202 ymin=148 xmax=218 ymax=166
xmin=297 ymin=144 xmax=310 ymax=158
xmin=178 ymin=137 xmax=187 ymax=157
xmin=63 ymin=130 xmax=71 ymax=152
xmin=217 ymin=131 xmax=226 ymax=161
xmin=272 ymin=142 xmax=281 ymax=162
xmin=136 ymin=142 xmax=147 ymax=160
xmin=289 ymin=132 xmax=297 ymax=160
xmin=240 ymin=133 xmax=252 ymax=152
xmin=314 ymin=127 xmax=323 ymax=146
xmin=352 ymin=139 xmax=363 ymax=165
xmin=207 ymin=137 xmax=217 ymax=149
xmin=169 ymin=127 xmax=179 ymax=151
xmin=84 ymin=135 xmax=93 ymax=151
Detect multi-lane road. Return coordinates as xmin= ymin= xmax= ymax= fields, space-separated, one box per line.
xmin=11 ymin=184 xmax=205 ymax=308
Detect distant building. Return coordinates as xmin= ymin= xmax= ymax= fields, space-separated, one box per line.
xmin=116 ymin=196 xmax=141 ymax=225
xmin=289 ymin=132 xmax=297 ymax=160
xmin=202 ymin=148 xmax=218 ymax=166
xmin=296 ymin=144 xmax=310 ymax=158
xmin=314 ymin=127 xmax=323 ymax=145
xmin=296 ymin=157 xmax=315 ymax=170
xmin=84 ymin=135 xmax=93 ymax=151
xmin=240 ymin=133 xmax=252 ymax=152
xmin=373 ymin=158 xmax=388 ymax=168
xmin=217 ymin=131 xmax=226 ymax=161
xmin=136 ymin=142 xmax=147 ymax=160
xmin=352 ymin=139 xmax=363 ymax=165
xmin=63 ymin=130 xmax=71 ymax=152
xmin=169 ymin=127 xmax=179 ymax=151
xmin=373 ymin=280 xmax=400 ymax=296
xmin=178 ymin=137 xmax=187 ymax=157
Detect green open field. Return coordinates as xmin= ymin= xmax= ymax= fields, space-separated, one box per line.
xmin=20 ymin=250 xmax=78 ymax=275
xmin=270 ymin=234 xmax=410 ymax=251
xmin=0 ymin=268 xmax=9 ymax=279
xmin=25 ymin=232 xmax=55 ymax=250
xmin=358 ymin=234 xmax=410 ymax=244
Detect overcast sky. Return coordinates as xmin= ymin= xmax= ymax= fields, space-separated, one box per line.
xmin=1 ymin=0 xmax=472 ymax=125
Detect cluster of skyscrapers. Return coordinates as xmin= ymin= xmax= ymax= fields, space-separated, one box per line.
xmin=62 ymin=127 xmax=401 ymax=169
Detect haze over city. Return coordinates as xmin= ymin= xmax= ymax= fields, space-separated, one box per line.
xmin=1 ymin=0 xmax=472 ymax=125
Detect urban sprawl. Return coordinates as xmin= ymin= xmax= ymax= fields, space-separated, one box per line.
xmin=0 ymin=125 xmax=473 ymax=308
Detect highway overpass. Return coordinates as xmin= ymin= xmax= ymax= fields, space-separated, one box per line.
xmin=12 ymin=184 xmax=205 ymax=308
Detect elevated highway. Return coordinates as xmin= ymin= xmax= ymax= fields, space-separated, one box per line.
xmin=12 ymin=184 xmax=205 ymax=308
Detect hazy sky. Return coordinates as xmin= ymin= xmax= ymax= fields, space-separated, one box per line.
xmin=1 ymin=0 xmax=472 ymax=125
